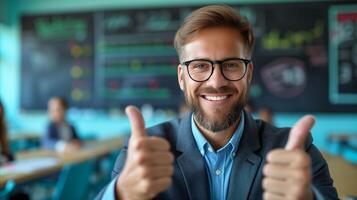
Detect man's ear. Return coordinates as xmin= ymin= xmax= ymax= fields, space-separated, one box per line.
xmin=178 ymin=64 xmax=184 ymax=91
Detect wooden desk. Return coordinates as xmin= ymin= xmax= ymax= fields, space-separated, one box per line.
xmin=0 ymin=137 xmax=124 ymax=188
xmin=322 ymin=152 xmax=357 ymax=199
xmin=328 ymin=134 xmax=357 ymax=142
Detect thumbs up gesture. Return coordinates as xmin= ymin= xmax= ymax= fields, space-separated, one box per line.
xmin=263 ymin=115 xmax=315 ymax=200
xmin=116 ymin=106 xmax=174 ymax=200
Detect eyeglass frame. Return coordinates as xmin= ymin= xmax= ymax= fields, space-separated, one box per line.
xmin=181 ymin=57 xmax=252 ymax=82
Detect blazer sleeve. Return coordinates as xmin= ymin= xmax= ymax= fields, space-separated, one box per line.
xmin=308 ymin=143 xmax=339 ymax=200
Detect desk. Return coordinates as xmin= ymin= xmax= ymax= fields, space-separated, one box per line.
xmin=327 ymin=133 xmax=357 ymax=165
xmin=0 ymin=137 xmax=124 ymax=188
xmin=322 ymin=152 xmax=357 ymax=198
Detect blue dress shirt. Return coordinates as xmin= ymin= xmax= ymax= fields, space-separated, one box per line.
xmin=191 ymin=113 xmax=244 ymax=200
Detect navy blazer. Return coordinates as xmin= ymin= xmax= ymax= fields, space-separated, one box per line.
xmin=97 ymin=111 xmax=338 ymax=199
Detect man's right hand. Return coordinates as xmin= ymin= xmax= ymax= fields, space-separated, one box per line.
xmin=116 ymin=106 xmax=174 ymax=200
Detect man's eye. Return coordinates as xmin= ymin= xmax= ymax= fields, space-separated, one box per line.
xmin=196 ymin=64 xmax=206 ymax=68
xmin=192 ymin=63 xmax=209 ymax=70
xmin=225 ymin=63 xmax=239 ymax=68
xmin=223 ymin=62 xmax=242 ymax=71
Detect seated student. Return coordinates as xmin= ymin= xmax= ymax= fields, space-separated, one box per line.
xmin=0 ymin=100 xmax=14 ymax=165
xmin=244 ymin=100 xmax=255 ymax=113
xmin=258 ymin=106 xmax=274 ymax=124
xmin=42 ymin=97 xmax=81 ymax=152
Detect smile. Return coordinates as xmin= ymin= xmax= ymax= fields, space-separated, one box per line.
xmin=202 ymin=95 xmax=230 ymax=101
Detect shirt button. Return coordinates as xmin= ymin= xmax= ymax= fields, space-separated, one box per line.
xmin=215 ymin=169 xmax=221 ymax=175
xmin=232 ymin=153 xmax=236 ymax=157
xmin=200 ymin=150 xmax=204 ymax=155
xmin=208 ymin=147 xmax=213 ymax=152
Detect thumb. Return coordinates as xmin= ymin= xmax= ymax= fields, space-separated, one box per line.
xmin=285 ymin=115 xmax=315 ymax=150
xmin=126 ymin=105 xmax=146 ymax=139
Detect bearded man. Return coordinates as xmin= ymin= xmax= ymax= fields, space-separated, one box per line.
xmin=97 ymin=5 xmax=338 ymax=200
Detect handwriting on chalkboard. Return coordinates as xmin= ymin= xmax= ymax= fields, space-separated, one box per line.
xmin=262 ymin=20 xmax=324 ymax=50
xmin=35 ymin=17 xmax=87 ymax=41
xmin=136 ymin=10 xmax=180 ymax=32
xmin=104 ymin=14 xmax=131 ymax=30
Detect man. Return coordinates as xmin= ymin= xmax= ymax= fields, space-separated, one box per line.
xmin=97 ymin=5 xmax=338 ymax=200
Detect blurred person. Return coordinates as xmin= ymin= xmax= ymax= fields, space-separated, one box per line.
xmin=42 ymin=97 xmax=81 ymax=152
xmin=97 ymin=5 xmax=337 ymax=200
xmin=179 ymin=100 xmax=190 ymax=117
xmin=0 ymin=100 xmax=14 ymax=164
xmin=259 ymin=106 xmax=274 ymax=124
xmin=244 ymin=100 xmax=255 ymax=113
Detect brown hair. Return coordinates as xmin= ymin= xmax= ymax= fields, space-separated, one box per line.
xmin=50 ymin=97 xmax=68 ymax=110
xmin=174 ymin=4 xmax=254 ymax=60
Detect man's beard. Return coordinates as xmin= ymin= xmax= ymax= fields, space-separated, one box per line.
xmin=184 ymin=85 xmax=247 ymax=132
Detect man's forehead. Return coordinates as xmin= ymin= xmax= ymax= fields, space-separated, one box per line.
xmin=181 ymin=38 xmax=245 ymax=61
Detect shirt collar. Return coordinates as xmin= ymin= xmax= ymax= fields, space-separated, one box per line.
xmin=191 ymin=112 xmax=245 ymax=156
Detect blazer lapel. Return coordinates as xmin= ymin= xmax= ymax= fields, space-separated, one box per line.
xmin=175 ymin=113 xmax=210 ymax=200
xmin=227 ymin=111 xmax=262 ymax=200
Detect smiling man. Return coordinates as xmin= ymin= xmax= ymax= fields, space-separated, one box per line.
xmin=97 ymin=5 xmax=338 ymax=200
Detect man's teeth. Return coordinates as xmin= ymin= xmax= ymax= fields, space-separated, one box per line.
xmin=204 ymin=96 xmax=228 ymax=101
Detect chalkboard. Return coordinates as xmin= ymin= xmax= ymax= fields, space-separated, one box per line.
xmin=21 ymin=9 xmax=184 ymax=110
xmin=20 ymin=1 xmax=357 ymax=112
xmin=21 ymin=13 xmax=95 ymax=109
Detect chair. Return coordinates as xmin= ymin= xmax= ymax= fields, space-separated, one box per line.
xmin=104 ymin=149 xmax=121 ymax=181
xmin=51 ymin=159 xmax=95 ymax=200
xmin=0 ymin=180 xmax=15 ymax=200
xmin=87 ymin=150 xmax=121 ymax=199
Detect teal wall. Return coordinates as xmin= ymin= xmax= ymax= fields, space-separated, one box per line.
xmin=0 ymin=0 xmax=356 ymax=153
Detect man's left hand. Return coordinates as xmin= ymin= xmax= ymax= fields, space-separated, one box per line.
xmin=262 ymin=115 xmax=315 ymax=200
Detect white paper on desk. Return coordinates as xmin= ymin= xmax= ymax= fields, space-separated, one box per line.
xmin=0 ymin=157 xmax=59 ymax=175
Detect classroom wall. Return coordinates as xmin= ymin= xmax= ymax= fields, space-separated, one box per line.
xmin=0 ymin=0 xmax=356 ymax=153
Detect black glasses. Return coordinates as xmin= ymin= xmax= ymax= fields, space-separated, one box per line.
xmin=181 ymin=57 xmax=251 ymax=82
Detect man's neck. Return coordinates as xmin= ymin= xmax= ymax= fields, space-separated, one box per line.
xmin=194 ymin=117 xmax=240 ymax=150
